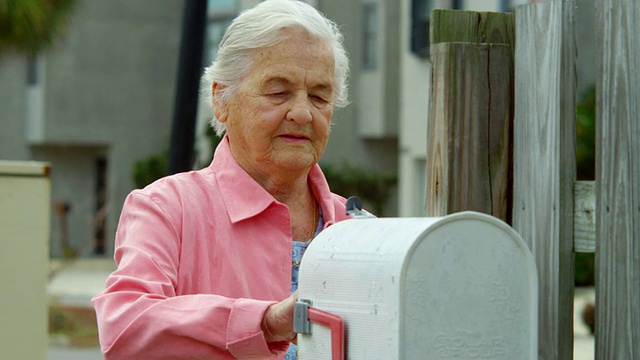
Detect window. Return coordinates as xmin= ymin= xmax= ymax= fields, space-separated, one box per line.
xmin=25 ymin=55 xmax=45 ymax=141
xmin=27 ymin=56 xmax=40 ymax=85
xmin=206 ymin=20 xmax=233 ymax=63
xmin=411 ymin=0 xmax=433 ymax=58
xmin=207 ymin=0 xmax=235 ymax=12
xmin=205 ymin=0 xmax=236 ymax=63
xmin=361 ymin=1 xmax=378 ymax=71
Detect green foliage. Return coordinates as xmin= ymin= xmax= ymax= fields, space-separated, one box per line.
xmin=133 ymin=152 xmax=167 ymax=189
xmin=201 ymin=125 xmax=223 ymax=166
xmin=49 ymin=305 xmax=99 ymax=346
xmin=0 ymin=0 xmax=77 ymax=57
xmin=575 ymin=252 xmax=595 ymax=287
xmin=131 ymin=123 xmax=220 ymax=190
xmin=576 ymin=85 xmax=596 ymax=180
xmin=62 ymin=244 xmax=77 ymax=259
xmin=320 ymin=161 xmax=396 ymax=216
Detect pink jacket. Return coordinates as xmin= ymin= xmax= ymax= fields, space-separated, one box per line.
xmin=92 ymin=138 xmax=351 ymax=359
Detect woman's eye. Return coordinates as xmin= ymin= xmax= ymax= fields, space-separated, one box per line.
xmin=266 ymin=92 xmax=288 ymax=103
xmin=310 ymin=95 xmax=329 ymax=106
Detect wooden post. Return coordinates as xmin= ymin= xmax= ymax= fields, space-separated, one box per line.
xmin=514 ymin=2 xmax=576 ymax=359
xmin=430 ymin=9 xmax=515 ymax=47
xmin=595 ymin=0 xmax=640 ymax=358
xmin=426 ymin=43 xmax=513 ymax=221
xmin=574 ymin=180 xmax=596 ymax=253
xmin=426 ymin=10 xmax=514 ymax=222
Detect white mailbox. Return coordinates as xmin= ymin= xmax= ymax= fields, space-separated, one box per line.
xmin=297 ymin=211 xmax=537 ymax=360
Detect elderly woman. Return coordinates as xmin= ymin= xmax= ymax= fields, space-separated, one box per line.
xmin=92 ymin=0 xmax=352 ymax=359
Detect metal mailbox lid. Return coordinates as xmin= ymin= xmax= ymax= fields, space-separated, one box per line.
xmin=298 ymin=212 xmax=537 ymax=360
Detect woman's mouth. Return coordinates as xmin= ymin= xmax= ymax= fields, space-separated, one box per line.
xmin=279 ymin=134 xmax=309 ymax=142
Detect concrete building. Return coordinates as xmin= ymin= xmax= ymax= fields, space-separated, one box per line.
xmin=0 ymin=1 xmax=183 ymax=257
xmin=317 ymin=0 xmax=510 ymax=218
xmin=1 ymin=0 xmax=594 ymax=258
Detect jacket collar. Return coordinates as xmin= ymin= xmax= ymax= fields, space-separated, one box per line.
xmin=211 ymin=136 xmax=337 ymax=225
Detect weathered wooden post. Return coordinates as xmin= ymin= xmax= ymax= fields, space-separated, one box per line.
xmin=514 ymin=2 xmax=576 ymax=359
xmin=595 ymin=0 xmax=640 ymax=358
xmin=426 ymin=10 xmax=514 ymax=223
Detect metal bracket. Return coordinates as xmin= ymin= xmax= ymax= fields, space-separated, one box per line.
xmin=293 ymin=298 xmax=345 ymax=360
xmin=294 ymin=299 xmax=312 ymax=334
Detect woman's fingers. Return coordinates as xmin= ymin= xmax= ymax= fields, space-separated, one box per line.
xmin=262 ymin=292 xmax=298 ymax=343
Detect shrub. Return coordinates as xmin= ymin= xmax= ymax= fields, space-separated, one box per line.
xmin=320 ymin=161 xmax=396 ymax=216
xmin=133 ymin=152 xmax=167 ymax=189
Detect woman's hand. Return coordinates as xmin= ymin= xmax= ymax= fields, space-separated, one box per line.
xmin=261 ymin=291 xmax=299 ymax=344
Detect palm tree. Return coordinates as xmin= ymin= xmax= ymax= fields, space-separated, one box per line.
xmin=0 ymin=0 xmax=77 ymax=57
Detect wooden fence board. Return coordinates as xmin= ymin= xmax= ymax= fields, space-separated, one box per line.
xmin=430 ymin=9 xmax=515 ymax=47
xmin=425 ymin=42 xmax=512 ymax=222
xmin=514 ymin=2 xmax=576 ymax=359
xmin=574 ymin=180 xmax=596 ymax=253
xmin=595 ymin=0 xmax=640 ymax=358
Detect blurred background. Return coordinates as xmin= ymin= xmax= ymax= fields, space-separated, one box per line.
xmin=0 ymin=0 xmax=596 ymax=358
xmin=0 ymin=0 xmax=596 ymax=259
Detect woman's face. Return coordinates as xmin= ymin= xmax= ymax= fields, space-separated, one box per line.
xmin=215 ymin=30 xmax=335 ymax=181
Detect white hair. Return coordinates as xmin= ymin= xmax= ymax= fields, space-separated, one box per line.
xmin=201 ymin=0 xmax=350 ymax=136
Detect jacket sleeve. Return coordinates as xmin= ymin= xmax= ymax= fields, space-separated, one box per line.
xmin=91 ymin=191 xmax=287 ymax=359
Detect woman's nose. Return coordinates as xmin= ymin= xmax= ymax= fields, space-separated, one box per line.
xmin=286 ymin=95 xmax=313 ymax=124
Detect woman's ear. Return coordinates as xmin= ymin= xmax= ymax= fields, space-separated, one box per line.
xmin=212 ymin=82 xmax=228 ymax=123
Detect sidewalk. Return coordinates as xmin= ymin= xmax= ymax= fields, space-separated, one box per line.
xmin=48 ymin=258 xmax=115 ymax=308
xmin=46 ymin=259 xmax=596 ymax=359
xmin=47 ymin=258 xmax=115 ymax=360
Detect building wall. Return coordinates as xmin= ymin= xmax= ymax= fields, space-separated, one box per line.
xmin=575 ymin=0 xmax=596 ymax=95
xmin=397 ymin=0 xmax=431 ymax=217
xmin=0 ymin=58 xmax=30 ymax=160
xmin=318 ymin=0 xmax=399 ymax=216
xmin=0 ymin=0 xmax=183 ymax=257
xmin=31 ymin=146 xmax=105 ymax=256
xmin=5 ymin=0 xmax=579 ymax=256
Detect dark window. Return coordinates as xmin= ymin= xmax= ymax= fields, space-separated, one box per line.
xmin=362 ymin=2 xmax=378 ymax=71
xmin=206 ymin=19 xmax=233 ymax=63
xmin=411 ymin=0 xmax=433 ymax=58
xmin=27 ymin=56 xmax=39 ymax=85
xmin=94 ymin=157 xmax=107 ymax=255
xmin=206 ymin=0 xmax=236 ymax=63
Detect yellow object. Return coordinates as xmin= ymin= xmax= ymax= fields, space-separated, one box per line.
xmin=0 ymin=161 xmax=51 ymax=359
